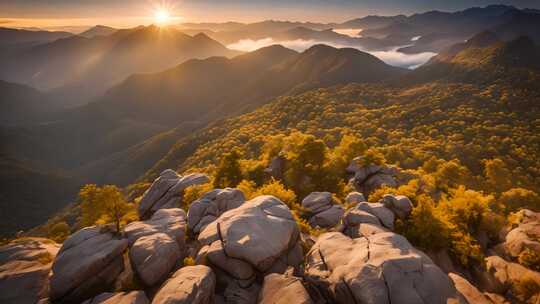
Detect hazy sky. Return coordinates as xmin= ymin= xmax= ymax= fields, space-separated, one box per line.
xmin=1 ymin=0 xmax=539 ymax=30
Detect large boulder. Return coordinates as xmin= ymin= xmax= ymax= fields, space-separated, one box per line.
xmin=125 ymin=208 xmax=186 ymax=287
xmin=125 ymin=208 xmax=186 ymax=247
xmin=198 ymin=195 xmax=300 ymax=272
xmin=305 ymin=232 xmax=466 ymax=304
xmin=0 ymin=238 xmax=60 ymax=304
xmin=302 ymin=192 xmax=334 ymax=214
xmin=187 ymin=188 xmax=245 ymax=234
xmin=82 ymin=291 xmax=149 ymax=304
xmin=152 ymin=265 xmax=216 ymax=304
xmin=308 ymin=205 xmax=344 ymax=229
xmin=347 ymin=157 xmax=399 ymax=197
xmin=258 ymin=272 xmax=313 ymax=304
xmin=130 ymin=233 xmax=181 ymax=287
xmin=381 ymin=194 xmax=413 ymax=219
xmin=355 ymin=201 xmax=395 ymax=229
xmin=302 ymin=192 xmax=344 ymax=228
xmin=49 ymin=226 xmax=128 ymax=303
xmin=138 ymin=169 xmax=209 ymax=219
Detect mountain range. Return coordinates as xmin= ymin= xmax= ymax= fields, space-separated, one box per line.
xmin=0 ymin=25 xmax=239 ymax=103
xmin=0 ymin=4 xmax=539 ymax=238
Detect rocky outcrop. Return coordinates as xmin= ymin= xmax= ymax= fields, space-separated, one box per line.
xmin=381 ymin=194 xmax=414 ymax=219
xmin=479 ymin=255 xmax=540 ymax=295
xmin=347 ymin=157 xmax=399 ymax=197
xmin=152 ymin=265 xmax=216 ymax=304
xmin=0 ymin=238 xmax=60 ymax=304
xmin=258 ymin=272 xmax=313 ymax=304
xmin=187 ymin=188 xmax=245 ymax=234
xmin=138 ymin=169 xmax=209 ymax=219
xmin=197 ymin=195 xmax=302 ymax=294
xmin=498 ymin=209 xmax=540 ymax=261
xmin=82 ymin=291 xmax=149 ymax=304
xmin=124 ymin=208 xmax=186 ymax=287
xmin=305 ymin=231 xmax=466 ymax=304
xmin=449 ymin=273 xmax=493 ymax=304
xmin=302 ymin=192 xmax=344 ymax=228
xmin=49 ymin=226 xmax=128 ymax=303
xmin=340 ymin=200 xmax=396 ymax=238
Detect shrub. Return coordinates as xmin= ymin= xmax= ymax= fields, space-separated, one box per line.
xmin=182 ymin=183 xmax=214 ymax=209
xmin=499 ymin=188 xmax=540 ymax=213
xmin=47 ymin=221 xmax=70 ymax=243
xmin=183 ymin=256 xmax=196 ymax=266
xmin=519 ymin=248 xmax=540 ymax=271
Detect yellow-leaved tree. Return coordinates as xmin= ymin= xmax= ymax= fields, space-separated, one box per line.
xmin=79 ymin=184 xmax=136 ymax=233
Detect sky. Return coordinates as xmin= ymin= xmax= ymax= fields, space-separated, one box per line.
xmin=1 ymin=0 xmax=539 ymax=31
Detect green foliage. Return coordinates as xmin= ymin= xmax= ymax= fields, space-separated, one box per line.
xmin=183 ymin=256 xmax=196 ymax=266
xmin=400 ymin=194 xmax=450 ymax=251
xmin=47 ymin=221 xmax=70 ymax=243
xmin=434 ymin=159 xmax=472 ymax=190
xmin=483 ymin=158 xmax=513 ymax=193
xmin=519 ymin=248 xmax=540 ymax=271
xmin=213 ymin=150 xmax=243 ymax=188
xmin=182 ymin=183 xmax=214 ymax=209
xmin=78 ymin=184 xmax=136 ymax=232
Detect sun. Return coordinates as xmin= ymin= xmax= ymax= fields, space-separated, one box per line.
xmin=154 ymin=9 xmax=171 ymax=25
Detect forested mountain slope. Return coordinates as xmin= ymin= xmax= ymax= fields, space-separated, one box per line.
xmin=143 ymin=81 xmax=540 ymax=192
xmin=99 ymin=44 xmax=405 ymax=126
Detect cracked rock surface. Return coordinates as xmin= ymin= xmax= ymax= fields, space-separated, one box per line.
xmin=49 ymin=226 xmax=128 ymax=303
xmin=138 ymin=169 xmax=209 ymax=219
xmin=188 ymin=188 xmax=245 ymax=234
xmin=305 ymin=231 xmax=466 ymax=304
xmin=0 ymin=238 xmax=60 ymax=304
xmin=152 ymin=265 xmax=216 ymax=304
xmin=198 ymin=195 xmax=300 ymax=272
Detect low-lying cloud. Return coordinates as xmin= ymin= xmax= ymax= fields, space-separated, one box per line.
xmin=227 ymin=38 xmax=437 ymax=69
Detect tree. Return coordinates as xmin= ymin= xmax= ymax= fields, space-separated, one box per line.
xmin=483 ymin=158 xmax=513 ymax=193
xmin=79 ymin=184 xmax=133 ymax=233
xmin=213 ymin=150 xmax=243 ymax=188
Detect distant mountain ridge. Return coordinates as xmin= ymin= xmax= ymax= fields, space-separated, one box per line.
xmin=98 ymin=44 xmax=405 ymax=126
xmin=410 ymin=33 xmax=540 ymax=84
xmin=0 ymin=25 xmax=239 ymax=102
xmin=78 ymin=25 xmax=117 ymax=38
